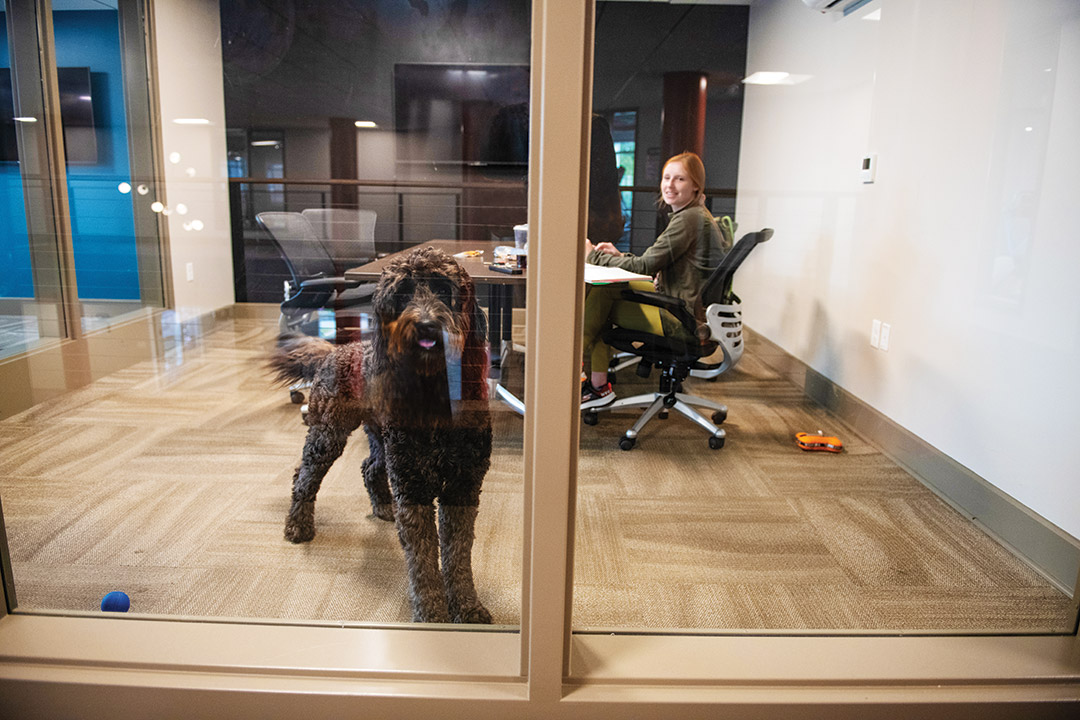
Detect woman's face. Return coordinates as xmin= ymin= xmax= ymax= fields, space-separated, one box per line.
xmin=661 ymin=161 xmax=699 ymax=212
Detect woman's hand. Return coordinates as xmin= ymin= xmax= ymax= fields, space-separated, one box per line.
xmin=592 ymin=242 xmax=620 ymax=257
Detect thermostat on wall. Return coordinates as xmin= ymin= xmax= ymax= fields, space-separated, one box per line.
xmin=861 ymin=153 xmax=877 ymax=183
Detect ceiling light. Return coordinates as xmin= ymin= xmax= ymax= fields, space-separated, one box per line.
xmin=250 ymin=140 xmax=280 ymax=146
xmin=742 ymin=71 xmax=810 ymax=86
xmin=354 ymin=120 xmax=378 ymax=128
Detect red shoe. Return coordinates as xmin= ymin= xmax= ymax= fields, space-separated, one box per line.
xmin=581 ymin=380 xmax=615 ymax=409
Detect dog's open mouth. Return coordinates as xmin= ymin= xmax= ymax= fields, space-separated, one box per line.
xmin=418 ymin=338 xmax=437 ymax=350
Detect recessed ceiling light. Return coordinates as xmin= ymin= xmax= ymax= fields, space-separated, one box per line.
xmin=354 ymin=120 xmax=378 ymax=128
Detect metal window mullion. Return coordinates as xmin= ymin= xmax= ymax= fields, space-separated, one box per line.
xmin=6 ymin=0 xmax=76 ymax=337
xmin=118 ymin=0 xmax=167 ymax=309
xmin=34 ymin=0 xmax=79 ymax=336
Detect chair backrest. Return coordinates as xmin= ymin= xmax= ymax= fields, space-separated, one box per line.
xmin=256 ymin=211 xmax=338 ymax=285
xmin=700 ymin=228 xmax=773 ymax=373
xmin=700 ymin=228 xmax=774 ymax=307
xmin=301 ymin=208 xmax=377 ymax=271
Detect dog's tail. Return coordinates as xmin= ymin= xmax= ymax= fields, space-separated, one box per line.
xmin=267 ymin=333 xmax=334 ymax=386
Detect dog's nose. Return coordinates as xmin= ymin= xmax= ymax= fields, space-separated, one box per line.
xmin=416 ymin=320 xmax=440 ymax=336
xmin=416 ymin=320 xmax=441 ymax=349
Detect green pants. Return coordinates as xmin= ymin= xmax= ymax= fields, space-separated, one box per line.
xmin=582 ymin=280 xmax=665 ymax=373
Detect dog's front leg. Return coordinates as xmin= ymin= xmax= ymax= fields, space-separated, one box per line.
xmin=285 ymin=423 xmax=351 ymax=543
xmin=395 ymin=503 xmax=451 ymax=622
xmin=439 ymin=504 xmax=492 ymax=624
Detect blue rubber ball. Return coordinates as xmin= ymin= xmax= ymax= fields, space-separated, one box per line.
xmin=101 ymin=591 xmax=130 ymax=612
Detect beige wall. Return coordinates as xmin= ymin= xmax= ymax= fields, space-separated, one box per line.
xmin=736 ymin=0 xmax=1080 ymax=537
xmin=154 ymin=0 xmax=234 ymax=321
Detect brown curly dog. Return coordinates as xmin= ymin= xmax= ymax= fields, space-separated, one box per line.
xmin=269 ymin=246 xmax=492 ymax=623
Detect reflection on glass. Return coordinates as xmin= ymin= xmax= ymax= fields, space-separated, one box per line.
xmin=0 ymin=8 xmax=65 ymax=359
xmin=52 ymin=4 xmax=164 ymax=332
xmin=1 ymin=0 xmax=530 ymax=629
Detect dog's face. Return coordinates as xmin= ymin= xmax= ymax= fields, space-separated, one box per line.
xmin=373 ymin=247 xmax=474 ymax=376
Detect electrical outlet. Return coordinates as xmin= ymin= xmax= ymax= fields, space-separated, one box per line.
xmin=879 ymin=323 xmax=891 ymax=351
xmin=186 ymin=262 xmax=194 ymax=282
xmin=870 ymin=319 xmax=881 ymax=348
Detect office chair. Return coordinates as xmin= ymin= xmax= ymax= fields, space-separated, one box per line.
xmin=256 ymin=211 xmax=376 ymax=404
xmin=582 ymin=228 xmax=773 ymax=450
xmin=301 ymin=208 xmax=378 ymax=274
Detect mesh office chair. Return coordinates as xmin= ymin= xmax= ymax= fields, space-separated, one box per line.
xmin=256 ymin=211 xmax=377 ymax=404
xmin=582 ymin=228 xmax=773 ymax=450
xmin=300 ymin=208 xmax=378 ymax=274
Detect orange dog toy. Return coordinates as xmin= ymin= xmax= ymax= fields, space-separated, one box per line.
xmin=795 ymin=432 xmax=843 ymax=453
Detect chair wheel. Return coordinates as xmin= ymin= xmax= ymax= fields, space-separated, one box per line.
xmin=709 ymin=435 xmax=725 ymax=450
xmin=658 ymin=410 xmax=669 ymax=420
xmin=290 ymin=390 xmax=305 ymax=404
xmin=582 ymin=411 xmax=599 ymax=426
xmin=712 ymin=409 xmax=727 ymax=424
xmin=619 ymin=436 xmax=636 ymax=451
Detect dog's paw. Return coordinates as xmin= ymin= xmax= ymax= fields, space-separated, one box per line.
xmin=454 ymin=602 xmax=493 ymax=624
xmin=284 ymin=520 xmax=315 ymax=543
xmin=413 ymin=607 xmax=452 ymax=623
xmin=371 ymin=503 xmax=395 ymax=522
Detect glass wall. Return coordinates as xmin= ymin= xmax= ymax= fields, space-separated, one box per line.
xmin=0 ymin=1 xmax=1078 ymax=715
xmin=0 ymin=0 xmax=164 ymax=361
xmin=0 ymin=2 xmax=65 ymax=358
xmin=573 ymin=0 xmax=1077 ymax=636
xmin=1 ymin=0 xmax=532 ymax=630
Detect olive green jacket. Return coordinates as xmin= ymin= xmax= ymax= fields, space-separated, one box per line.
xmin=586 ymin=205 xmax=732 ymax=314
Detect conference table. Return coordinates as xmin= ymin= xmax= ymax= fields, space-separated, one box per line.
xmin=345 ymin=239 xmax=527 ymax=413
xmin=345 ymin=239 xmax=651 ymax=415
xmin=344 ymin=239 xmax=524 ymax=358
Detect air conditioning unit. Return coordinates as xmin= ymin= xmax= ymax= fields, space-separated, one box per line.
xmin=801 ymin=0 xmax=847 ymax=12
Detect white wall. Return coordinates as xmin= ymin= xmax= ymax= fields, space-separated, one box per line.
xmin=736 ymin=0 xmax=1080 ymax=537
xmin=153 ymin=0 xmax=233 ymax=321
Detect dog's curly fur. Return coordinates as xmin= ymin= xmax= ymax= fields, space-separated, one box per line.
xmin=269 ymin=246 xmax=492 ymax=623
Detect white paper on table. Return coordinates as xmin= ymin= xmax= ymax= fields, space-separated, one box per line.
xmin=584 ymin=263 xmax=652 ymax=285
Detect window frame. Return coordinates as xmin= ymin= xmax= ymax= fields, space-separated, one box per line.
xmin=0 ymin=0 xmax=1079 ymax=716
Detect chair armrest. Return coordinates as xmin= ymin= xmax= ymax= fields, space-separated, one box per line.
xmin=619 ymin=288 xmax=697 ymax=330
xmin=299 ymin=276 xmax=363 ymax=293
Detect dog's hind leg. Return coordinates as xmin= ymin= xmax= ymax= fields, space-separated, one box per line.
xmin=285 ymin=423 xmax=353 ymax=543
xmin=438 ymin=504 xmax=492 ymax=624
xmin=361 ymin=426 xmax=394 ymax=521
xmin=394 ymin=503 xmax=450 ymax=622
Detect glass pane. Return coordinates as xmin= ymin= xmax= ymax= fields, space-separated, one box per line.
xmin=1 ymin=0 xmax=531 ymax=629
xmin=52 ymin=0 xmax=164 ymax=332
xmin=574 ymin=0 xmax=1076 ymax=635
xmin=0 ymin=5 xmax=66 ymax=360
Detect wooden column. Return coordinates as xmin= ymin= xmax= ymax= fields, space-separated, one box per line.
xmin=660 ymin=71 xmax=707 ymax=162
xmin=329 ymin=117 xmax=358 ymax=208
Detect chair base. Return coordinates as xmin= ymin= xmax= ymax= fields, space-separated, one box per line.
xmin=584 ymin=389 xmax=728 ymax=451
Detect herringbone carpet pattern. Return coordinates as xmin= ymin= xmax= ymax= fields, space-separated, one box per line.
xmin=0 ymin=317 xmax=1072 ymax=632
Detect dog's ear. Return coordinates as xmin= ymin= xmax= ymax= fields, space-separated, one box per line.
xmin=456 ymin=266 xmax=489 ymax=402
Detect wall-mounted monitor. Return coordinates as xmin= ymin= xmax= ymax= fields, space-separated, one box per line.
xmin=0 ymin=66 xmax=98 ymax=165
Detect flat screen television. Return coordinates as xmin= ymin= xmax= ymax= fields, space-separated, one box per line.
xmin=0 ymin=66 xmax=98 ymax=165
